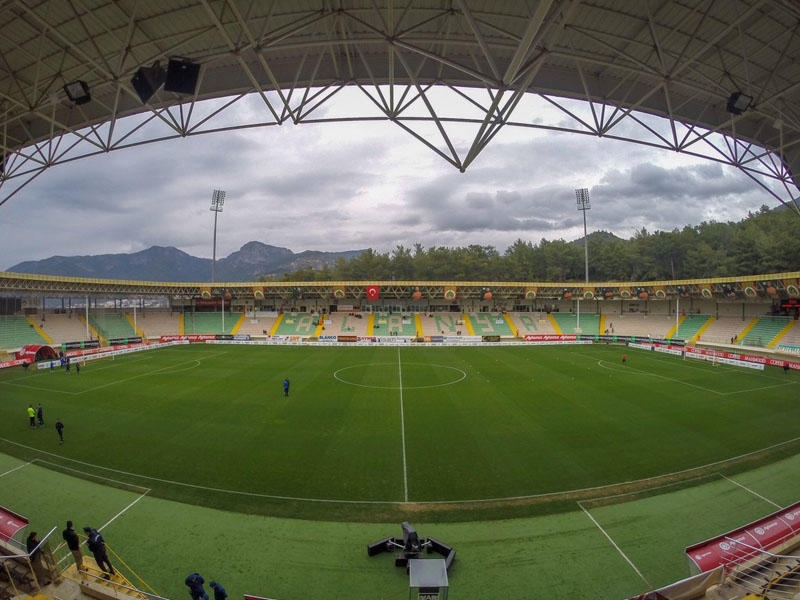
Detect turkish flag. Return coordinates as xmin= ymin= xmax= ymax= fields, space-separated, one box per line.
xmin=366 ymin=285 xmax=380 ymax=301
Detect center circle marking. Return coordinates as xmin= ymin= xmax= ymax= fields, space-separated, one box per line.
xmin=333 ymin=362 xmax=467 ymax=389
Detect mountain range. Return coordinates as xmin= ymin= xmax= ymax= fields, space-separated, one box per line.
xmin=6 ymin=242 xmax=365 ymax=282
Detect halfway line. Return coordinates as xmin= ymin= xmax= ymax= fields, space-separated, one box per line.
xmin=397 ymin=347 xmax=409 ymax=502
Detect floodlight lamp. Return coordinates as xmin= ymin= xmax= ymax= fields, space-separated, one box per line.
xmin=575 ymin=188 xmax=590 ymax=210
xmin=63 ymin=80 xmax=91 ymax=105
xmin=210 ymin=189 xmax=226 ymax=211
xmin=726 ymin=91 xmax=753 ymax=115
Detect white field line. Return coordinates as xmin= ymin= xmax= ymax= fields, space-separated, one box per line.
xmin=0 ymin=350 xmax=229 ymax=396
xmin=579 ymin=502 xmax=652 ymax=588
xmin=0 ymin=460 xmax=34 ymax=478
xmin=397 ymin=347 xmax=409 ymax=502
xmin=591 ymin=357 xmax=796 ymax=396
xmin=720 ymin=474 xmax=782 ymax=509
xmin=100 ymin=490 xmax=150 ymax=532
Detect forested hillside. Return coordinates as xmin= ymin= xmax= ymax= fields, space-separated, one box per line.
xmin=267 ymin=206 xmax=799 ymax=282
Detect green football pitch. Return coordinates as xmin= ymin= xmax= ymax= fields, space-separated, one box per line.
xmin=1 ymin=343 xmax=798 ymax=522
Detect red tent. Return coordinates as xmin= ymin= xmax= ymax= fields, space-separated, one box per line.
xmin=14 ymin=344 xmax=58 ymax=363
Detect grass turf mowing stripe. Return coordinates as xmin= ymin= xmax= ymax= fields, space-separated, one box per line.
xmin=1 ymin=343 xmax=798 ymax=522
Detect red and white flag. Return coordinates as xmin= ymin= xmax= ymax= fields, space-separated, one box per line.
xmin=366 ymin=285 xmax=380 ymax=301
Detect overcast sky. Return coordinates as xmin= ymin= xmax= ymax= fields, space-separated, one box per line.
xmin=0 ymin=88 xmax=783 ymax=270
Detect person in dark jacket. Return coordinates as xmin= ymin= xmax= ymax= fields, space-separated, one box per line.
xmin=185 ymin=572 xmax=209 ymax=600
xmin=62 ymin=520 xmax=84 ymax=572
xmin=84 ymin=527 xmax=115 ymax=576
xmin=210 ymin=580 xmax=227 ymax=600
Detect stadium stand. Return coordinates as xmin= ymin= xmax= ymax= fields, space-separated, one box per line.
xmin=466 ymin=313 xmax=516 ymax=336
xmin=372 ymin=312 xmax=418 ymax=336
xmin=323 ymin=312 xmax=370 ymax=336
xmin=0 ymin=315 xmax=47 ymax=349
xmin=668 ymin=314 xmax=712 ymax=342
xmin=777 ymin=320 xmax=800 ymax=349
xmin=425 ymin=312 xmax=468 ymax=336
xmin=36 ymin=313 xmax=88 ymax=346
xmin=130 ymin=311 xmax=180 ymax=339
xmin=271 ymin=312 xmax=320 ymax=336
xmin=607 ymin=314 xmax=675 ymax=338
xmin=697 ymin=316 xmax=753 ymax=345
xmin=507 ymin=312 xmax=558 ymax=336
xmin=89 ymin=312 xmax=137 ymax=342
xmin=549 ymin=312 xmax=600 ymax=335
xmin=183 ymin=312 xmax=242 ymax=335
xmin=739 ymin=315 xmax=794 ymax=348
xmin=233 ymin=313 xmax=279 ymax=336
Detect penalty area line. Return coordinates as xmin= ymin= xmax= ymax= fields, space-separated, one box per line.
xmin=578 ymin=501 xmax=652 ymax=589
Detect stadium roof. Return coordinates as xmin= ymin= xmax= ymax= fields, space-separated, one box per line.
xmin=1 ymin=0 xmax=799 ymax=212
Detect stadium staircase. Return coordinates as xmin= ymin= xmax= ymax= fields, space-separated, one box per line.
xmin=366 ymin=313 xmax=375 ymax=335
xmin=548 ymin=313 xmax=561 ymax=334
xmin=230 ymin=313 xmax=246 ymax=334
xmin=77 ymin=316 xmax=103 ymax=345
xmin=27 ymin=316 xmax=54 ymax=344
xmin=269 ymin=313 xmax=283 ymax=335
xmin=772 ymin=318 xmax=799 ymax=348
xmin=462 ymin=314 xmax=474 ymax=335
xmin=124 ymin=313 xmax=145 ymax=339
xmin=414 ymin=313 xmax=423 ymax=337
xmin=313 ymin=314 xmax=325 ymax=337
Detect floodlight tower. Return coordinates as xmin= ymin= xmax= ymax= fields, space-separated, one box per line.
xmin=575 ymin=188 xmax=591 ymax=283
xmin=210 ymin=189 xmax=226 ymax=283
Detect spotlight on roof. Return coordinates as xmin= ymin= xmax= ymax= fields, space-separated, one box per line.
xmin=726 ymin=91 xmax=753 ymax=115
xmin=63 ymin=80 xmax=91 ymax=105
xmin=131 ymin=62 xmax=166 ymax=104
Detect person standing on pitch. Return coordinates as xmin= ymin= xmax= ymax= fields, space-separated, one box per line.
xmin=283 ymin=378 xmax=290 ymax=397
xmin=56 ymin=419 xmax=65 ymax=443
xmin=185 ymin=572 xmax=209 ymax=600
xmin=37 ymin=403 xmax=44 ymax=427
xmin=27 ymin=405 xmax=36 ymax=428
xmin=210 ymin=580 xmax=227 ymax=600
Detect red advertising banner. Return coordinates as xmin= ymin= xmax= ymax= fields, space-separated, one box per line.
xmin=0 ymin=506 xmax=29 ymax=541
xmin=159 ymin=335 xmax=218 ymax=343
xmin=0 ymin=359 xmax=26 ymax=370
xmin=524 ymin=334 xmax=578 ymax=342
xmin=686 ymin=500 xmax=800 ymax=572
